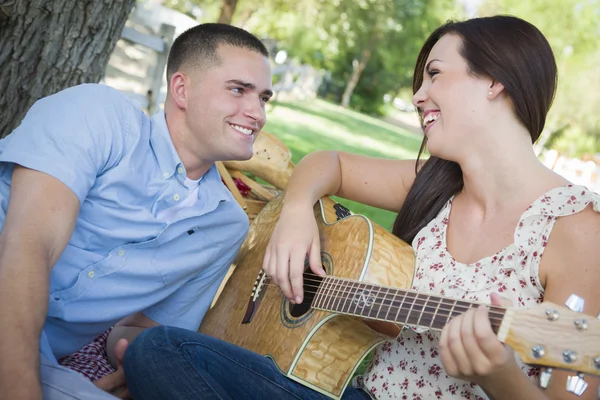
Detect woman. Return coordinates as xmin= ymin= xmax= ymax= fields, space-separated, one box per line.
xmin=123 ymin=15 xmax=600 ymax=400
xmin=263 ymin=15 xmax=600 ymax=400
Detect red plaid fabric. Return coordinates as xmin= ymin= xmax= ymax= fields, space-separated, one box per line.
xmin=58 ymin=327 xmax=115 ymax=382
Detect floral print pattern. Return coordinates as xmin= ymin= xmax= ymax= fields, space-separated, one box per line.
xmin=354 ymin=185 xmax=599 ymax=399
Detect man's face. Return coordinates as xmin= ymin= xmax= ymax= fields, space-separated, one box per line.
xmin=184 ymin=45 xmax=272 ymax=164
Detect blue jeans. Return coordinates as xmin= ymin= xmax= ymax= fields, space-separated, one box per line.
xmin=123 ymin=326 xmax=372 ymax=400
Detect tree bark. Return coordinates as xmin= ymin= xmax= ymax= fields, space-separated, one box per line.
xmin=217 ymin=0 xmax=239 ymax=25
xmin=340 ymin=33 xmax=378 ymax=109
xmin=0 ymin=0 xmax=135 ymax=138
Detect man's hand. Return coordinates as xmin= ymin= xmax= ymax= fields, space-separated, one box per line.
xmin=95 ymin=339 xmax=130 ymax=399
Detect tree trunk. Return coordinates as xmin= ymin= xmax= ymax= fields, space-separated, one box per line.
xmin=340 ymin=33 xmax=378 ymax=109
xmin=0 ymin=0 xmax=135 ymax=138
xmin=217 ymin=0 xmax=239 ymax=25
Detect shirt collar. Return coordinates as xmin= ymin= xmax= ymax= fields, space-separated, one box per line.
xmin=150 ymin=110 xmax=183 ymax=180
xmin=150 ymin=110 xmax=231 ymax=203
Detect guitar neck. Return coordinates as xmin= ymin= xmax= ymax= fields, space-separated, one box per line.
xmin=311 ymin=276 xmax=506 ymax=332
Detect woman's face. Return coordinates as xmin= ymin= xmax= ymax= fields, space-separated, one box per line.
xmin=412 ymin=34 xmax=494 ymax=161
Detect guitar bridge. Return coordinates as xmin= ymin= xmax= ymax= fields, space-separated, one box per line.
xmin=242 ymin=270 xmax=268 ymax=324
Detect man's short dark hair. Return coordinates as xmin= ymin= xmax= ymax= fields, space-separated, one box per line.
xmin=166 ymin=23 xmax=269 ymax=82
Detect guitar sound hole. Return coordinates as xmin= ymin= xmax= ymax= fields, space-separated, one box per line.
xmin=288 ymin=270 xmax=325 ymax=318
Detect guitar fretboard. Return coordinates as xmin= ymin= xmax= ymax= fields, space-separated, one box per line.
xmin=312 ymin=276 xmax=505 ymax=331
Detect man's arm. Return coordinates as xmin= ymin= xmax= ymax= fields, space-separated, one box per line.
xmin=0 ymin=166 xmax=80 ymax=400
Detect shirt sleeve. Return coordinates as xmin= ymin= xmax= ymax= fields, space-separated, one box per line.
xmin=0 ymin=84 xmax=130 ymax=203
xmin=142 ymin=245 xmax=242 ymax=331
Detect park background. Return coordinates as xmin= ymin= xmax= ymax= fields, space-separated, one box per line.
xmin=1 ymin=0 xmax=598 ymax=230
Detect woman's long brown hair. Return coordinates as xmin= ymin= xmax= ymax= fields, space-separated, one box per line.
xmin=392 ymin=16 xmax=558 ymax=244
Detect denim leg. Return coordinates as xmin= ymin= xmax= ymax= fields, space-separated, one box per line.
xmin=123 ymin=326 xmax=371 ymax=400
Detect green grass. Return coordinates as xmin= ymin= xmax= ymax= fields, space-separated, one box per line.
xmin=263 ymin=99 xmax=422 ymax=231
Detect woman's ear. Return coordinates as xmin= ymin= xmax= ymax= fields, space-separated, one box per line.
xmin=487 ymin=80 xmax=505 ymax=100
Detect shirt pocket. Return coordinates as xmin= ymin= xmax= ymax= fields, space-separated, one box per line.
xmin=150 ymin=228 xmax=222 ymax=285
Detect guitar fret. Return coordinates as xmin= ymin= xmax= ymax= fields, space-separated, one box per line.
xmin=325 ymin=278 xmax=340 ymax=311
xmin=333 ymin=279 xmax=350 ymax=312
xmin=327 ymin=278 xmax=340 ymax=311
xmin=341 ymin=281 xmax=356 ymax=314
xmin=313 ymin=277 xmax=324 ymax=309
xmin=404 ymin=292 xmax=419 ymax=325
xmin=318 ymin=277 xmax=333 ymax=310
xmin=342 ymin=280 xmax=356 ymax=315
xmin=360 ymin=282 xmax=375 ymax=319
xmin=393 ymin=289 xmax=408 ymax=324
xmin=347 ymin=281 xmax=360 ymax=315
xmin=351 ymin=282 xmax=370 ymax=317
xmin=446 ymin=299 xmax=458 ymax=326
xmin=372 ymin=285 xmax=385 ymax=320
xmin=429 ymin=297 xmax=442 ymax=329
xmin=415 ymin=294 xmax=429 ymax=327
xmin=383 ymin=287 xmax=395 ymax=321
xmin=408 ymin=293 xmax=424 ymax=326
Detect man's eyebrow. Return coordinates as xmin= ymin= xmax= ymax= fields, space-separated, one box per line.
xmin=226 ymin=79 xmax=273 ymax=97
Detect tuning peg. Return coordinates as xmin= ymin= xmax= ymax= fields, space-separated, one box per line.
xmin=574 ymin=319 xmax=588 ymax=331
xmin=545 ymin=309 xmax=559 ymax=321
xmin=566 ymin=373 xmax=587 ymax=396
xmin=563 ymin=350 xmax=578 ymax=363
xmin=540 ymin=368 xmax=552 ymax=389
xmin=565 ymin=294 xmax=584 ymax=312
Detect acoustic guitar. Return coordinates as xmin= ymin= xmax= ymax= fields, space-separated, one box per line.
xmin=199 ymin=195 xmax=600 ymax=399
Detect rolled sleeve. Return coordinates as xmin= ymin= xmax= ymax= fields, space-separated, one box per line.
xmin=0 ymin=84 xmax=128 ymax=203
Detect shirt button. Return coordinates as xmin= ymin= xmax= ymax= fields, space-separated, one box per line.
xmin=163 ymin=172 xmax=170 ymax=178
xmin=173 ymin=194 xmax=181 ymax=201
xmin=118 ymin=249 xmax=125 ymax=257
xmin=88 ymin=270 xmax=95 ymax=278
xmin=177 ymin=166 xmax=184 ymax=175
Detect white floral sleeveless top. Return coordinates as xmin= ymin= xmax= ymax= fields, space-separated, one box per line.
xmin=354 ymin=184 xmax=600 ymax=399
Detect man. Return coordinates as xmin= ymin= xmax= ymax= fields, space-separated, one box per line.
xmin=0 ymin=23 xmax=273 ymax=399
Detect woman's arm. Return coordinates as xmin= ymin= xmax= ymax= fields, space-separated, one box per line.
xmin=264 ymin=150 xmax=419 ymax=303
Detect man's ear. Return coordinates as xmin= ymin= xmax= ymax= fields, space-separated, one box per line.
xmin=487 ymin=80 xmax=505 ymax=100
xmin=170 ymin=72 xmax=189 ymax=109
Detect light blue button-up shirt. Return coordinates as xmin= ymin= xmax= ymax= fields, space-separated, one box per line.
xmin=0 ymin=84 xmax=249 ymax=363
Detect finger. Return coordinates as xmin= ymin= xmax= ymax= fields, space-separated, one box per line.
xmin=447 ymin=313 xmax=472 ymax=376
xmin=267 ymin=246 xmax=280 ymax=288
xmin=95 ymin=369 xmax=126 ymax=392
xmin=289 ymin=247 xmax=307 ymax=304
xmin=114 ymin=338 xmax=128 ymax=364
xmin=439 ymin=319 xmax=459 ymax=376
xmin=275 ymin=246 xmax=293 ymax=301
xmin=308 ymin=236 xmax=325 ymax=276
xmin=462 ymin=306 xmax=491 ymax=376
xmin=473 ymin=305 xmax=506 ymax=363
xmin=262 ymin=245 xmax=272 ymax=275
xmin=112 ymin=386 xmax=131 ymax=400
xmin=490 ymin=292 xmax=512 ymax=308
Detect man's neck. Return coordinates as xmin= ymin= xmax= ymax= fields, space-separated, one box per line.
xmin=164 ymin=103 xmax=212 ymax=180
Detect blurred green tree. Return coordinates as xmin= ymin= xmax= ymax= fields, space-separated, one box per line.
xmin=480 ymin=0 xmax=600 ymax=156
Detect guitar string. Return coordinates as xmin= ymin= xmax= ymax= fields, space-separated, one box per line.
xmin=256 ymin=272 xmax=505 ymax=315
xmin=257 ymin=274 xmax=506 ymax=314
xmin=255 ymin=279 xmax=507 ymax=323
xmin=258 ymin=280 xmax=506 ymax=327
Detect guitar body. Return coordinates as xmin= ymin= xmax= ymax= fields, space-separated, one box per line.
xmin=200 ymin=196 xmax=415 ymax=399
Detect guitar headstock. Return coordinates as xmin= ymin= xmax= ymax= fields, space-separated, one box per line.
xmin=499 ymin=295 xmax=600 ymax=396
